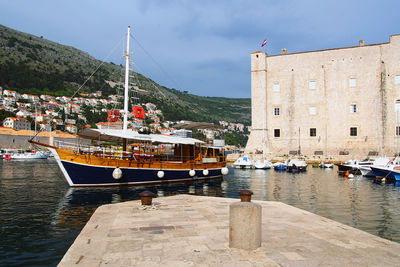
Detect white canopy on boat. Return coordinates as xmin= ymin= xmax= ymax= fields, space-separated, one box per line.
xmin=78 ymin=128 xmax=205 ymax=145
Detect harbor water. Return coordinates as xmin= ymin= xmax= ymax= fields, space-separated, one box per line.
xmin=1 ymin=159 xmax=400 ymax=266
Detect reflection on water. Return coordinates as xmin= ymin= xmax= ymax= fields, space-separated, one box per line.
xmin=1 ymin=160 xmax=400 ymax=266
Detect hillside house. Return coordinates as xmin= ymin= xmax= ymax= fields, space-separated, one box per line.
xmin=67 ymin=102 xmax=81 ymax=112
xmin=3 ymin=97 xmax=16 ymax=106
xmin=16 ymin=102 xmax=27 ymax=109
xmin=52 ymin=118 xmax=63 ymax=125
xmin=3 ymin=117 xmax=31 ymax=130
xmin=21 ymin=94 xmax=40 ymax=103
xmin=145 ymin=103 xmax=156 ymax=111
xmin=43 ymin=102 xmax=59 ymax=111
xmin=39 ymin=123 xmax=51 ymax=132
xmin=45 ymin=110 xmax=60 ymax=117
xmin=40 ymin=94 xmax=55 ymax=101
xmin=16 ymin=110 xmax=33 ymax=118
xmin=65 ymin=118 xmax=76 ymax=125
xmin=66 ymin=124 xmax=77 ymax=134
xmin=3 ymin=90 xmax=20 ymax=99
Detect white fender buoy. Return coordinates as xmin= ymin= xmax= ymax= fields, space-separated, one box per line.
xmin=157 ymin=170 xmax=165 ymax=179
xmin=348 ymin=174 xmax=354 ymax=178
xmin=203 ymin=169 xmax=209 ymax=176
xmin=112 ymin=167 xmax=122 ymax=179
xmin=221 ymin=167 xmax=229 ymax=175
xmin=189 ymin=169 xmax=196 ymax=177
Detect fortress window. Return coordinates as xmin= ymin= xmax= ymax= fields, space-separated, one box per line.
xmin=349 ymin=78 xmax=357 ymax=87
xmin=350 ymin=127 xmax=358 ymax=136
xmin=310 ymin=128 xmax=316 ymax=137
xmin=273 ymin=83 xmax=280 ymax=92
xmin=350 ymin=104 xmax=357 ymax=113
xmin=274 ymin=129 xmax=280 ymax=137
xmin=274 ymin=107 xmax=280 ymax=116
xmin=309 ymin=106 xmax=316 ymax=115
xmin=309 ymin=81 xmax=316 ymax=89
xmin=396 ymin=75 xmax=400 ymax=84
xmin=396 ymin=126 xmax=400 ymax=136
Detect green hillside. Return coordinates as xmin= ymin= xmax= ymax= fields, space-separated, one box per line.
xmin=0 ymin=24 xmax=250 ymax=124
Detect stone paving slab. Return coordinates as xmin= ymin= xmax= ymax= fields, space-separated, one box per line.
xmin=59 ymin=195 xmax=400 ymax=266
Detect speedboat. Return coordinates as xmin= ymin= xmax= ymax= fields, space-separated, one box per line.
xmin=370 ymin=158 xmax=400 ymax=180
xmin=358 ymin=157 xmax=391 ymax=177
xmin=337 ymin=159 xmax=375 ymax=175
xmin=370 ymin=165 xmax=400 ymax=181
xmin=254 ymin=159 xmax=272 ymax=169
xmin=233 ymin=155 xmax=254 ymax=169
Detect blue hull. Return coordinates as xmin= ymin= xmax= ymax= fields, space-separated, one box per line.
xmin=274 ymin=165 xmax=286 ymax=171
xmin=286 ymin=166 xmax=307 ymax=172
xmin=370 ymin=167 xmax=400 ymax=181
xmin=61 ymin=160 xmax=223 ymax=187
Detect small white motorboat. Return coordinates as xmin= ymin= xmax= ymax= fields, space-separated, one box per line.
xmin=319 ymin=162 xmax=334 ymax=168
xmin=254 ymin=159 xmax=272 ymax=169
xmin=233 ymin=155 xmax=254 ymax=169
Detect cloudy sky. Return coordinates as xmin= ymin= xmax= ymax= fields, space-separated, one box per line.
xmin=1 ymin=0 xmax=399 ymax=98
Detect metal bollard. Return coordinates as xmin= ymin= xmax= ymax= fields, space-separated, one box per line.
xmin=139 ymin=191 xmax=155 ymax=206
xmin=229 ymin=190 xmax=262 ymax=250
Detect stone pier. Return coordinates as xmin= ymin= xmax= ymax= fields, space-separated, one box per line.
xmin=59 ymin=195 xmax=400 ymax=266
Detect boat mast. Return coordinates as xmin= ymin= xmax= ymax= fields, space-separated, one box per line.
xmin=123 ymin=26 xmax=130 ymax=131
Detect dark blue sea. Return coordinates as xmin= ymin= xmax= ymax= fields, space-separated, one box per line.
xmin=1 ymin=159 xmax=400 ymax=266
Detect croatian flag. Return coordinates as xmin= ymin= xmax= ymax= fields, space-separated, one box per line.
xmin=261 ymin=39 xmax=267 ymax=47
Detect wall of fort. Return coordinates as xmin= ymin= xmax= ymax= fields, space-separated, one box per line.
xmin=246 ymin=35 xmax=400 ymax=159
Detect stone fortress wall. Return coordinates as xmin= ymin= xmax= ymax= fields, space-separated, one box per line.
xmin=246 ymin=35 xmax=400 ymax=159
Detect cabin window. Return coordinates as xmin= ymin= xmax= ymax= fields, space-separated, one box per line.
xmin=395 ymin=75 xmax=400 ymax=84
xmin=274 ymin=107 xmax=280 ymax=116
xmin=309 ymin=80 xmax=316 ymax=90
xmin=350 ymin=104 xmax=357 ymax=113
xmin=396 ymin=126 xmax=400 ymax=136
xmin=273 ymin=83 xmax=280 ymax=92
xmin=309 ymin=106 xmax=316 ymax=115
xmin=274 ymin=129 xmax=280 ymax=137
xmin=310 ymin=128 xmax=316 ymax=137
xmin=349 ymin=78 xmax=357 ymax=87
xmin=350 ymin=127 xmax=358 ymax=136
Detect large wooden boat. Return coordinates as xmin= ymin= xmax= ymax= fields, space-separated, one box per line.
xmin=29 ymin=27 xmax=228 ymax=187
xmin=29 ymin=130 xmax=228 ymax=187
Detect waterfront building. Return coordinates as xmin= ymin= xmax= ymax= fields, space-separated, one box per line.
xmin=245 ymin=35 xmax=400 ymax=158
xmin=3 ymin=117 xmax=31 ymax=130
